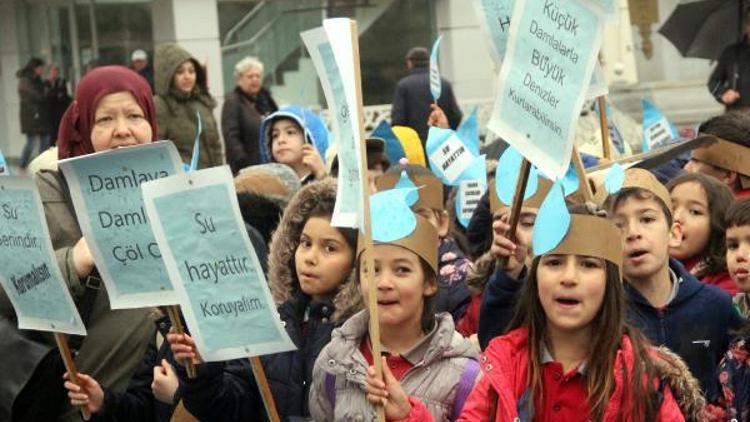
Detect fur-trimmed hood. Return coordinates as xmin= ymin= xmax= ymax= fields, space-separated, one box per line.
xmin=651 ymin=346 xmax=708 ymax=422
xmin=267 ymin=178 xmax=362 ymax=323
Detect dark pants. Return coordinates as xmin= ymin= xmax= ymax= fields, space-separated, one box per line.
xmin=20 ymin=133 xmax=51 ymax=168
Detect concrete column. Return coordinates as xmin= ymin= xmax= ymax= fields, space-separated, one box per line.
xmin=0 ymin=0 xmax=25 ymax=160
xmin=151 ymin=0 xmax=225 ymax=110
xmin=434 ymin=0 xmax=495 ymax=103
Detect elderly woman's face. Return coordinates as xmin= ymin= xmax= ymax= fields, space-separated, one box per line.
xmin=91 ymin=91 xmax=152 ymax=152
xmin=238 ymin=67 xmax=262 ymax=96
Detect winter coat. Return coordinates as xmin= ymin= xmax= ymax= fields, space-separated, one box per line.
xmin=263 ymin=178 xmax=362 ymax=421
xmin=705 ymin=336 xmax=750 ymax=422
xmin=154 ymin=43 xmax=223 ymax=169
xmin=465 ymin=191 xmax=493 ymax=260
xmin=435 ymin=237 xmax=472 ymax=323
xmin=708 ymin=42 xmax=750 ymax=109
xmin=309 ymin=311 xmax=480 ymax=422
xmin=222 ymin=87 xmax=278 ymax=174
xmin=45 ymin=77 xmax=72 ymax=139
xmin=92 ymin=314 xmax=177 ymax=422
xmin=0 ymin=170 xmax=154 ymax=421
xmin=18 ymin=72 xmax=48 ymax=135
xmin=174 ymin=357 xmax=265 ymax=422
xmin=457 ymin=328 xmax=705 ymax=422
xmin=391 ymin=66 xmax=462 ymax=145
xmin=258 ymin=106 xmax=330 ymax=167
xmin=478 ymin=259 xmax=745 ymax=398
xmin=683 ymin=258 xmax=737 ymax=296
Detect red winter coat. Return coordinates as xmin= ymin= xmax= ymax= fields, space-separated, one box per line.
xmin=683 ymin=258 xmax=738 ymax=296
xmin=456 ymin=328 xmax=686 ymax=422
xmin=457 ymin=293 xmax=482 ymax=337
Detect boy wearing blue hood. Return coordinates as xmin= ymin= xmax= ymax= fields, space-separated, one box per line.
xmin=259 ymin=106 xmax=329 ymax=184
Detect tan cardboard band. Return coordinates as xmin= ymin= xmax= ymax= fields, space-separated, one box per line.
xmin=375 ymin=172 xmax=444 ymax=211
xmin=542 ymin=214 xmax=623 ymax=271
xmin=691 ymin=135 xmax=750 ymax=188
xmin=594 ymin=168 xmax=672 ymax=212
xmin=358 ymin=214 xmax=438 ymax=273
xmin=490 ymin=176 xmax=553 ymax=215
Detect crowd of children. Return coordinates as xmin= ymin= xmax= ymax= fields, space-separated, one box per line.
xmin=6 ymin=63 xmax=750 ymax=422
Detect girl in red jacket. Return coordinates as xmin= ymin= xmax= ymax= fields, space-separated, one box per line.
xmin=458 ymin=205 xmax=706 ymax=422
xmin=667 ymin=172 xmax=737 ymax=295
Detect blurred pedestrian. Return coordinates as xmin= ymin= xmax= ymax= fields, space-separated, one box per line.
xmin=391 ymin=46 xmax=462 ymax=146
xmin=16 ymin=57 xmax=51 ymax=170
xmin=130 ymin=49 xmax=154 ymax=91
xmin=708 ymin=9 xmax=750 ymax=109
xmin=44 ymin=63 xmax=71 ymax=144
xmin=154 ymin=43 xmax=222 ymax=169
xmin=222 ymin=56 xmax=278 ymax=174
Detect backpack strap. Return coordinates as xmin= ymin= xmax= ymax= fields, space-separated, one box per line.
xmin=451 ymin=359 xmax=480 ymax=420
xmin=324 ymin=372 xmax=336 ymax=408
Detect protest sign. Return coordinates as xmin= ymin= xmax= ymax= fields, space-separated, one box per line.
xmin=426 ymin=127 xmax=476 ymax=185
xmin=301 ymin=19 xmax=365 ymax=230
xmin=586 ymin=62 xmax=609 ymax=101
xmin=641 ymin=98 xmax=678 ymax=152
xmin=143 ymin=166 xmax=295 ymax=362
xmin=0 ymin=176 xmax=85 ymax=335
xmin=488 ymin=0 xmax=604 ymax=179
xmin=58 ymin=142 xmax=183 ymax=309
xmin=472 ymin=0 xmax=515 ymax=66
xmin=455 ymin=155 xmax=489 ymax=228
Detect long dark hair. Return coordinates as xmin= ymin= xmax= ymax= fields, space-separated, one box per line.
xmin=16 ymin=57 xmax=44 ymax=78
xmin=667 ymin=172 xmax=735 ymax=277
xmin=508 ymin=207 xmax=660 ymax=421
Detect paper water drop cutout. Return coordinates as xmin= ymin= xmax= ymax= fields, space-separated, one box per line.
xmin=370 ymin=187 xmax=419 ymax=242
xmin=561 ymin=163 xmax=580 ymax=197
xmin=532 ymin=181 xmax=571 ymax=256
xmin=604 ymin=163 xmax=626 ymax=194
xmin=393 ymin=171 xmax=419 ymax=206
xmin=496 ymin=147 xmax=539 ymax=205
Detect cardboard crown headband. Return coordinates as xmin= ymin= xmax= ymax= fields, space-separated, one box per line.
xmin=594 ymin=167 xmax=672 ymax=213
xmin=537 ymin=214 xmax=623 ymax=272
xmin=375 ymin=170 xmax=444 ymax=211
xmin=490 ymin=176 xmax=553 ymax=215
xmin=357 ymin=213 xmax=439 ymax=274
xmin=691 ymin=134 xmax=750 ymax=188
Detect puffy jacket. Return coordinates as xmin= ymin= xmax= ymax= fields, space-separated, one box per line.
xmin=457 ymin=328 xmax=703 ymax=421
xmin=435 ymin=237 xmax=472 ymax=323
xmin=222 ymin=87 xmax=277 ymax=173
xmin=478 ymin=259 xmax=745 ymax=398
xmin=309 ymin=311 xmax=479 ymax=422
xmin=263 ymin=178 xmax=362 ymax=421
xmin=17 ymin=72 xmax=48 ymax=135
xmin=154 ymin=43 xmax=222 ymax=169
xmin=258 ymin=106 xmax=329 ymax=166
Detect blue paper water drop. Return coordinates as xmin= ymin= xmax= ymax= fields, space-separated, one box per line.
xmin=496 ymin=147 xmax=539 ymax=205
xmin=393 ymin=171 xmax=419 ymax=206
xmin=605 ymin=163 xmax=626 ymax=194
xmin=561 ymin=164 xmax=580 ymax=197
xmin=370 ymin=187 xmax=418 ymax=242
xmin=532 ymin=181 xmax=571 ymax=256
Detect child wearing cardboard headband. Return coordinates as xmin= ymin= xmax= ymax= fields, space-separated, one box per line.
xmin=458 ymin=206 xmax=704 ymax=421
xmin=376 ymin=165 xmax=473 ymax=324
xmin=309 ymin=210 xmax=480 ymax=421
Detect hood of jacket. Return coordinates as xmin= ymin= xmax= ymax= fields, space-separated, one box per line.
xmin=625 ymin=258 xmax=711 ymax=310
xmin=267 ymin=178 xmax=361 ymax=323
xmin=481 ymin=328 xmax=703 ymax=421
xmin=259 ymin=106 xmax=330 ymax=164
xmin=322 ymin=310 xmax=477 ymax=371
xmin=154 ymin=43 xmax=214 ymax=107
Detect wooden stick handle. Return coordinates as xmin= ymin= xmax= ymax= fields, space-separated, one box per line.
xmin=597 ymin=96 xmax=612 ymax=161
xmin=167 ymin=305 xmax=197 ymax=379
xmin=498 ymin=159 xmax=532 ymax=269
xmin=249 ymin=356 xmax=281 ymax=422
xmin=571 ymin=146 xmax=594 ymax=203
xmin=55 ymin=333 xmax=91 ymax=420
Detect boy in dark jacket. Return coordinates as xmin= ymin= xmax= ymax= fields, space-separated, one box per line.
xmin=479 ymin=168 xmax=744 ymax=397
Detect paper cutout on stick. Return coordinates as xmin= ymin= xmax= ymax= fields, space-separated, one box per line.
xmin=455 ymin=154 xmax=488 ymax=228
xmin=393 ymin=171 xmax=419 ymax=206
xmin=532 ymin=181 xmax=571 ymax=256
xmin=496 ymin=146 xmax=539 ymax=205
xmin=430 ymin=36 xmax=443 ymax=102
xmin=370 ymin=188 xmax=419 ymax=242
xmin=561 ymin=164 xmax=580 ymax=197
xmin=604 ymin=163 xmax=626 ymax=194
xmin=457 ymin=107 xmax=480 ymax=156
xmin=426 ymin=127 xmax=475 ymax=185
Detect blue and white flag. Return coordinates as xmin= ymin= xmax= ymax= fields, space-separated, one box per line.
xmin=641 ymin=99 xmax=678 ymax=152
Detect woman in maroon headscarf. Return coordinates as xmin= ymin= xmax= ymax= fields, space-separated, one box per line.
xmin=0 ymin=66 xmax=162 ymax=422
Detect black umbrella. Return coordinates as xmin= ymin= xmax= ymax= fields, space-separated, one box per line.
xmin=659 ymin=0 xmax=745 ymax=60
